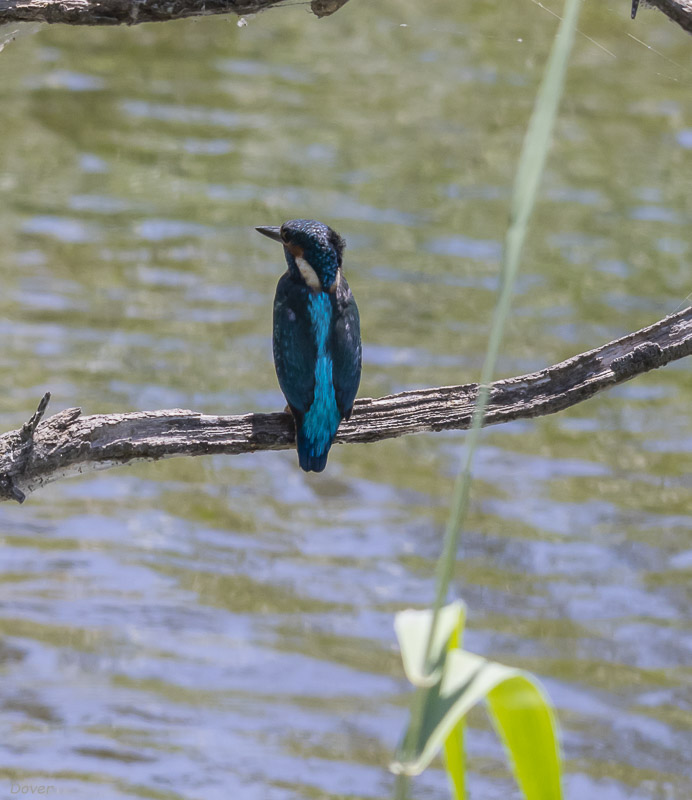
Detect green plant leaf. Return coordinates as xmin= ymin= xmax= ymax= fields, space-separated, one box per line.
xmin=442 ymin=717 xmax=466 ymax=800
xmin=393 ymin=3 xmax=579 ymax=797
xmin=442 ymin=607 xmax=467 ymax=800
xmin=392 ymin=648 xmax=489 ymax=776
xmin=395 ymin=604 xmax=469 ymax=798
xmin=487 ymin=676 xmax=562 ymax=800
xmin=395 ymin=602 xmax=466 ymax=686
xmin=392 ymin=605 xmax=562 ymax=800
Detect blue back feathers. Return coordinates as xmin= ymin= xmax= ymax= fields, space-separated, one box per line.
xmin=298 ymin=292 xmax=341 ymax=472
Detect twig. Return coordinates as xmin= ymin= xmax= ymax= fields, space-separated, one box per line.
xmin=19 ymin=391 xmax=51 ymax=442
xmin=0 ymin=306 xmax=690 ymax=503
xmin=1 ymin=391 xmax=52 ymax=503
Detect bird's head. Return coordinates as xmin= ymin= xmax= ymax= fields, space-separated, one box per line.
xmin=256 ymin=218 xmax=345 ymax=292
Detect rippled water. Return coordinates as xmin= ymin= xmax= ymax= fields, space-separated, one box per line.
xmin=0 ymin=2 xmax=691 ymax=798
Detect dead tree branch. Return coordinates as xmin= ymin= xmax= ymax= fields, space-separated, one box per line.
xmin=632 ymin=0 xmax=692 ymax=33
xmin=0 ymin=0 xmax=351 ymax=26
xmin=0 ymin=306 xmax=690 ymax=503
xmin=0 ymin=0 xmax=689 ymax=31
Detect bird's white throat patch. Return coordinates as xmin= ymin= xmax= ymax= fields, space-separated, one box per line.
xmin=296 ymin=256 xmax=322 ymax=291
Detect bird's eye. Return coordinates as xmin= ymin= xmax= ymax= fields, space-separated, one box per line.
xmin=280 ymin=229 xmax=290 ymax=243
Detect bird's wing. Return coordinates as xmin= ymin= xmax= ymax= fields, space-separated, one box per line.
xmin=331 ymin=276 xmax=362 ymax=420
xmin=273 ymin=274 xmax=317 ymax=415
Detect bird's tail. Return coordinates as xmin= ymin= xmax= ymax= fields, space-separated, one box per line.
xmin=296 ymin=429 xmax=332 ymax=473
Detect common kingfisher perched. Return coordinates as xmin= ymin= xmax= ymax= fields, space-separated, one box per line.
xmin=256 ymin=219 xmax=362 ymax=472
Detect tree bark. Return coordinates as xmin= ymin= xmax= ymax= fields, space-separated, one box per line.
xmin=0 ymin=0 xmax=689 ymax=32
xmin=0 ymin=0 xmax=351 ymax=26
xmin=632 ymin=0 xmax=692 ymax=33
xmin=1 ymin=305 xmax=690 ymax=504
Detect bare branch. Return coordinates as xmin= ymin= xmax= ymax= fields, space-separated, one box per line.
xmin=0 ymin=0 xmax=689 ymax=31
xmin=1 ymin=306 xmax=690 ymax=503
xmin=0 ymin=0 xmax=352 ymax=26
xmin=633 ymin=0 xmax=692 ymax=34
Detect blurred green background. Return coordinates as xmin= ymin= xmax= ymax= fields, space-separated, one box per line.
xmin=0 ymin=1 xmax=690 ymax=798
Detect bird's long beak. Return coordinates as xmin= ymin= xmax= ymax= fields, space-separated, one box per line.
xmin=255 ymin=226 xmax=283 ymax=243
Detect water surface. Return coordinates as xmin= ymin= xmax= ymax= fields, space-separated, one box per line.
xmin=0 ymin=2 xmax=691 ymax=798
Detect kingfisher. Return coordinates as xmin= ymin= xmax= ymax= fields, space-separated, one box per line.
xmin=256 ymin=219 xmax=362 ymax=472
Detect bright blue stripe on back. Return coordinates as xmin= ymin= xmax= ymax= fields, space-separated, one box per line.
xmin=301 ymin=293 xmax=340 ymax=459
